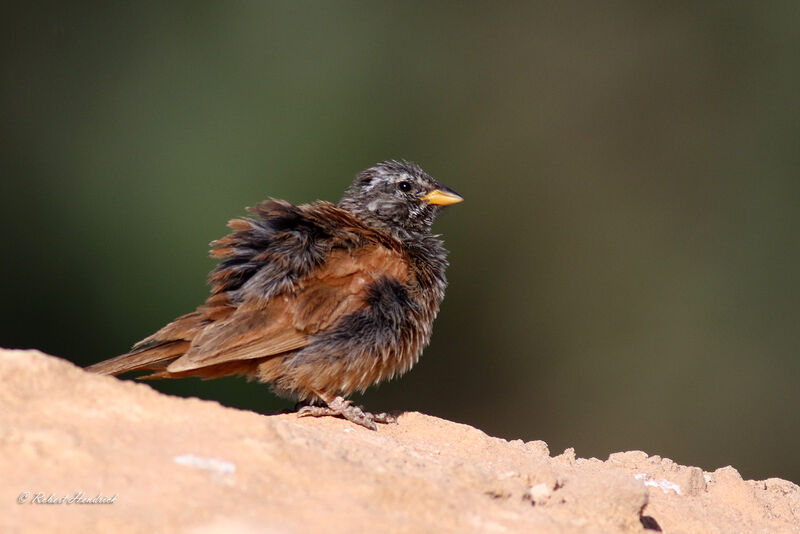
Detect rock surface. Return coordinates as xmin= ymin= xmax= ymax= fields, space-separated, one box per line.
xmin=2 ymin=349 xmax=798 ymax=533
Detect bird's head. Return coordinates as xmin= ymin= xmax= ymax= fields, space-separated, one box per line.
xmin=339 ymin=160 xmax=463 ymax=239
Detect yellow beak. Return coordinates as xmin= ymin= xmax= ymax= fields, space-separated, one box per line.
xmin=420 ymin=189 xmax=464 ymax=206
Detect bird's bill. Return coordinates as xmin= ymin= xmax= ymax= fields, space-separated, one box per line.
xmin=421 ymin=188 xmax=464 ymax=206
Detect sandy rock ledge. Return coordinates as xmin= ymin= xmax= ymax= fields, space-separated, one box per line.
xmin=1 ymin=349 xmax=798 ymax=534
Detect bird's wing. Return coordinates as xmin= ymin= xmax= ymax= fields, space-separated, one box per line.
xmin=165 ymin=244 xmax=408 ymax=373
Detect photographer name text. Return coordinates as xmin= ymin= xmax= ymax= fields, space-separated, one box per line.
xmin=18 ymin=491 xmax=117 ymax=505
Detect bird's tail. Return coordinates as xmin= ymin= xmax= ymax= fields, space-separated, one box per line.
xmin=86 ymin=311 xmax=206 ymax=376
xmin=85 ymin=340 xmax=190 ymax=376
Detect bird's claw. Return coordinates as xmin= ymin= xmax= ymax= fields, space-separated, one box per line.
xmin=297 ymin=396 xmax=395 ymax=431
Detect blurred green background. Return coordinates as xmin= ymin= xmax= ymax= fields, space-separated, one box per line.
xmin=2 ymin=2 xmax=798 ymax=483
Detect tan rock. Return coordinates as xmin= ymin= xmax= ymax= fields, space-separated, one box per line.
xmin=2 ymin=349 xmax=798 ymax=534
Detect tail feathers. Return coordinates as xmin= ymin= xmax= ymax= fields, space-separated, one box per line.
xmin=88 ymin=311 xmax=210 ymax=376
xmin=137 ymin=359 xmax=261 ymax=380
xmin=86 ymin=340 xmax=190 ymax=376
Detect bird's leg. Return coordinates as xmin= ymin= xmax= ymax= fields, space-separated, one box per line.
xmin=297 ymin=392 xmax=395 ymax=431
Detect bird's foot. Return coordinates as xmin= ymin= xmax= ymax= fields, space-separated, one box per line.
xmin=297 ymin=396 xmax=395 ymax=431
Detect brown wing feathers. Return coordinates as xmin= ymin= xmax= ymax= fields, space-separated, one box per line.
xmin=87 ymin=201 xmax=409 ymax=380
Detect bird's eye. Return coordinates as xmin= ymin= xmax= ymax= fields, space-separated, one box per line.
xmin=398 ymin=181 xmax=412 ymax=192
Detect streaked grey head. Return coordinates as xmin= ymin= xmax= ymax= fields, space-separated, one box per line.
xmin=339 ymin=160 xmax=462 ymax=239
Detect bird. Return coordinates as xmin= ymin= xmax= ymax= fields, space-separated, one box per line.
xmin=87 ymin=160 xmax=462 ymax=430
